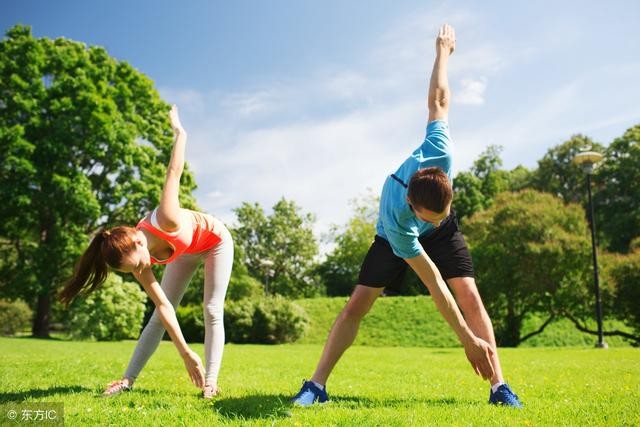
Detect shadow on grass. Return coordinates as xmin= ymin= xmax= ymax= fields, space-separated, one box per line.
xmin=213 ymin=393 xmax=291 ymax=421
xmin=212 ymin=393 xmax=479 ymax=421
xmin=331 ymin=394 xmax=479 ymax=408
xmin=0 ymin=386 xmax=92 ymax=403
xmin=7 ymin=335 xmax=68 ymax=341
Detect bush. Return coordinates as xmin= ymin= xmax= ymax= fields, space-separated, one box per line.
xmin=0 ymin=299 xmax=33 ymax=336
xmin=175 ymin=296 xmax=308 ymax=344
xmin=176 ymin=304 xmax=205 ymax=343
xmin=225 ymin=295 xmax=308 ymax=344
xmin=68 ymin=275 xmax=147 ymax=341
xmin=227 ymin=274 xmax=264 ymax=301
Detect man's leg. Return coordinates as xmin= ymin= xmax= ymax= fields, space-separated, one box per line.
xmin=310 ymin=284 xmax=383 ymax=385
xmin=447 ymin=276 xmax=504 ymax=385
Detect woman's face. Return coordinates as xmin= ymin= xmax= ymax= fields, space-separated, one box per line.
xmin=116 ymin=231 xmax=152 ymax=275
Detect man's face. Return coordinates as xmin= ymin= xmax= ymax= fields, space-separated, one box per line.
xmin=407 ymin=198 xmax=451 ymax=227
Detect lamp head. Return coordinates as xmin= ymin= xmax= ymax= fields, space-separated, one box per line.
xmin=573 ymin=151 xmax=604 ymax=174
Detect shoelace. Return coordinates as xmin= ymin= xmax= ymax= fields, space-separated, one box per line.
xmin=502 ymin=388 xmax=520 ymax=404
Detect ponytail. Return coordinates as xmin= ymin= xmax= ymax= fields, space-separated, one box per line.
xmin=59 ymin=227 xmax=137 ymax=305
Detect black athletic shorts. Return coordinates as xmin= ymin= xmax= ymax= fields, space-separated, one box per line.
xmin=358 ymin=210 xmax=474 ymax=289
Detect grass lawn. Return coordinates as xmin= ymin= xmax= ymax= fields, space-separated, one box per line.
xmin=1 ymin=338 xmax=638 ymax=426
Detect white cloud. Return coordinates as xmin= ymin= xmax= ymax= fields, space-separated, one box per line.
xmin=221 ymin=89 xmax=282 ymax=116
xmin=455 ymin=77 xmax=487 ymax=105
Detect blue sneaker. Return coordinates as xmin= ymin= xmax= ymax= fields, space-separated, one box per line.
xmin=489 ymin=384 xmax=523 ymax=408
xmin=291 ymin=380 xmax=329 ymax=406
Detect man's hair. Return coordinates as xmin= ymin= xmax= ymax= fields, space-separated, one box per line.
xmin=407 ymin=167 xmax=453 ymax=213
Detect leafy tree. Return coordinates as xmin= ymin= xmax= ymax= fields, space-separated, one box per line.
xmin=317 ymin=193 xmax=378 ymax=296
xmin=531 ymin=134 xmax=605 ymax=204
xmin=451 ymin=171 xmax=486 ymax=222
xmin=594 ymin=124 xmax=640 ymax=252
xmin=233 ymin=198 xmax=321 ymax=298
xmin=465 ymin=190 xmax=592 ymax=346
xmin=567 ymin=248 xmax=640 ymax=346
xmin=0 ymin=26 xmax=197 ymax=336
xmin=609 ymin=249 xmax=640 ymax=343
xmin=453 ymin=145 xmax=532 ymax=222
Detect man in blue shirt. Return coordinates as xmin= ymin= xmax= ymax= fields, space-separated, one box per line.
xmin=293 ymin=24 xmax=522 ymax=408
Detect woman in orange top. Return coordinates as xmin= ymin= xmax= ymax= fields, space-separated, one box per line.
xmin=60 ymin=106 xmax=233 ymax=399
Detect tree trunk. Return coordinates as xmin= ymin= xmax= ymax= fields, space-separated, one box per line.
xmin=499 ymin=299 xmax=522 ymax=347
xmin=32 ymin=292 xmax=51 ymax=338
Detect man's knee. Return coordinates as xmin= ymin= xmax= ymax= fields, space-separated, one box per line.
xmin=452 ymin=280 xmax=486 ymax=314
xmin=341 ymin=303 xmax=369 ymax=320
xmin=340 ymin=288 xmax=379 ymax=319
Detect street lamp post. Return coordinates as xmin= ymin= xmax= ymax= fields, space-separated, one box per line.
xmin=573 ymin=150 xmax=608 ymax=349
xmin=259 ymin=259 xmax=275 ymax=296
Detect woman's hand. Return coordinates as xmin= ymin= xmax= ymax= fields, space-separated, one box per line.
xmin=182 ymin=348 xmax=205 ymax=388
xmin=169 ymin=104 xmax=186 ymax=135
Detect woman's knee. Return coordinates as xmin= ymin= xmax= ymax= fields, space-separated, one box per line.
xmin=204 ymin=302 xmax=224 ymax=322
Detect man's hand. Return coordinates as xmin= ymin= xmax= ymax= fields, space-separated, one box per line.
xmin=182 ymin=348 xmax=205 ymax=388
xmin=463 ymin=336 xmax=495 ymax=380
xmin=436 ymin=23 xmax=456 ymax=56
xmin=169 ymin=104 xmax=186 ymax=135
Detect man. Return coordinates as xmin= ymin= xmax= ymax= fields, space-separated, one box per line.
xmin=292 ymin=24 xmax=522 ymax=408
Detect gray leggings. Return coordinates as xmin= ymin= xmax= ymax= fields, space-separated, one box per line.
xmin=124 ymin=225 xmax=233 ymax=386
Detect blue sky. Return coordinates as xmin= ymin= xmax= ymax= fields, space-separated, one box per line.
xmin=3 ymin=0 xmax=640 ymax=239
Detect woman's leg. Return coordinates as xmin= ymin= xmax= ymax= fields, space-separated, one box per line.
xmin=122 ymin=254 xmax=201 ymax=382
xmin=202 ymin=226 xmax=234 ymax=388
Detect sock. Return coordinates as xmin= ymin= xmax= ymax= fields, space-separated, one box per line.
xmin=491 ymin=382 xmax=505 ymax=393
xmin=311 ymin=380 xmax=325 ymax=390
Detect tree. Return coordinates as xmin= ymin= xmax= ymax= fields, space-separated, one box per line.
xmin=453 ymin=145 xmax=532 ymax=222
xmin=317 ymin=193 xmax=378 ymax=296
xmin=451 ymin=171 xmax=486 ymax=222
xmin=465 ymin=190 xmax=592 ymax=346
xmin=609 ymin=247 xmax=640 ymax=343
xmin=233 ymin=198 xmax=321 ymax=298
xmin=594 ymin=124 xmax=640 ymax=252
xmin=565 ymin=248 xmax=640 ymax=346
xmin=0 ymin=26 xmax=197 ymax=336
xmin=531 ymin=134 xmax=605 ymax=204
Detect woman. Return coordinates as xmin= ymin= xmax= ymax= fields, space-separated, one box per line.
xmin=60 ymin=105 xmax=233 ymax=399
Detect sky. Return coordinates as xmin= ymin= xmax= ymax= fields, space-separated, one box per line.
xmin=3 ymin=0 xmax=640 ymax=242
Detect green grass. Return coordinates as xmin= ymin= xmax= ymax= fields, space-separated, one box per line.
xmin=294 ymin=296 xmax=634 ymax=347
xmin=1 ymin=338 xmax=638 ymax=426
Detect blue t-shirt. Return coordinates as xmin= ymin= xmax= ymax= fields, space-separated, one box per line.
xmin=375 ymin=120 xmax=452 ymax=258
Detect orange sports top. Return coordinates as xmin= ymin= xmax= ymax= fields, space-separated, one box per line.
xmin=136 ymin=208 xmax=223 ymax=265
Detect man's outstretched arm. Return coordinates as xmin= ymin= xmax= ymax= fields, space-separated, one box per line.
xmin=428 ymin=24 xmax=455 ymax=122
xmin=405 ymin=251 xmax=495 ymax=380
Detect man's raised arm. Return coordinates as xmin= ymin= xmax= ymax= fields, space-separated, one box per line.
xmin=428 ymin=24 xmax=455 ymax=122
